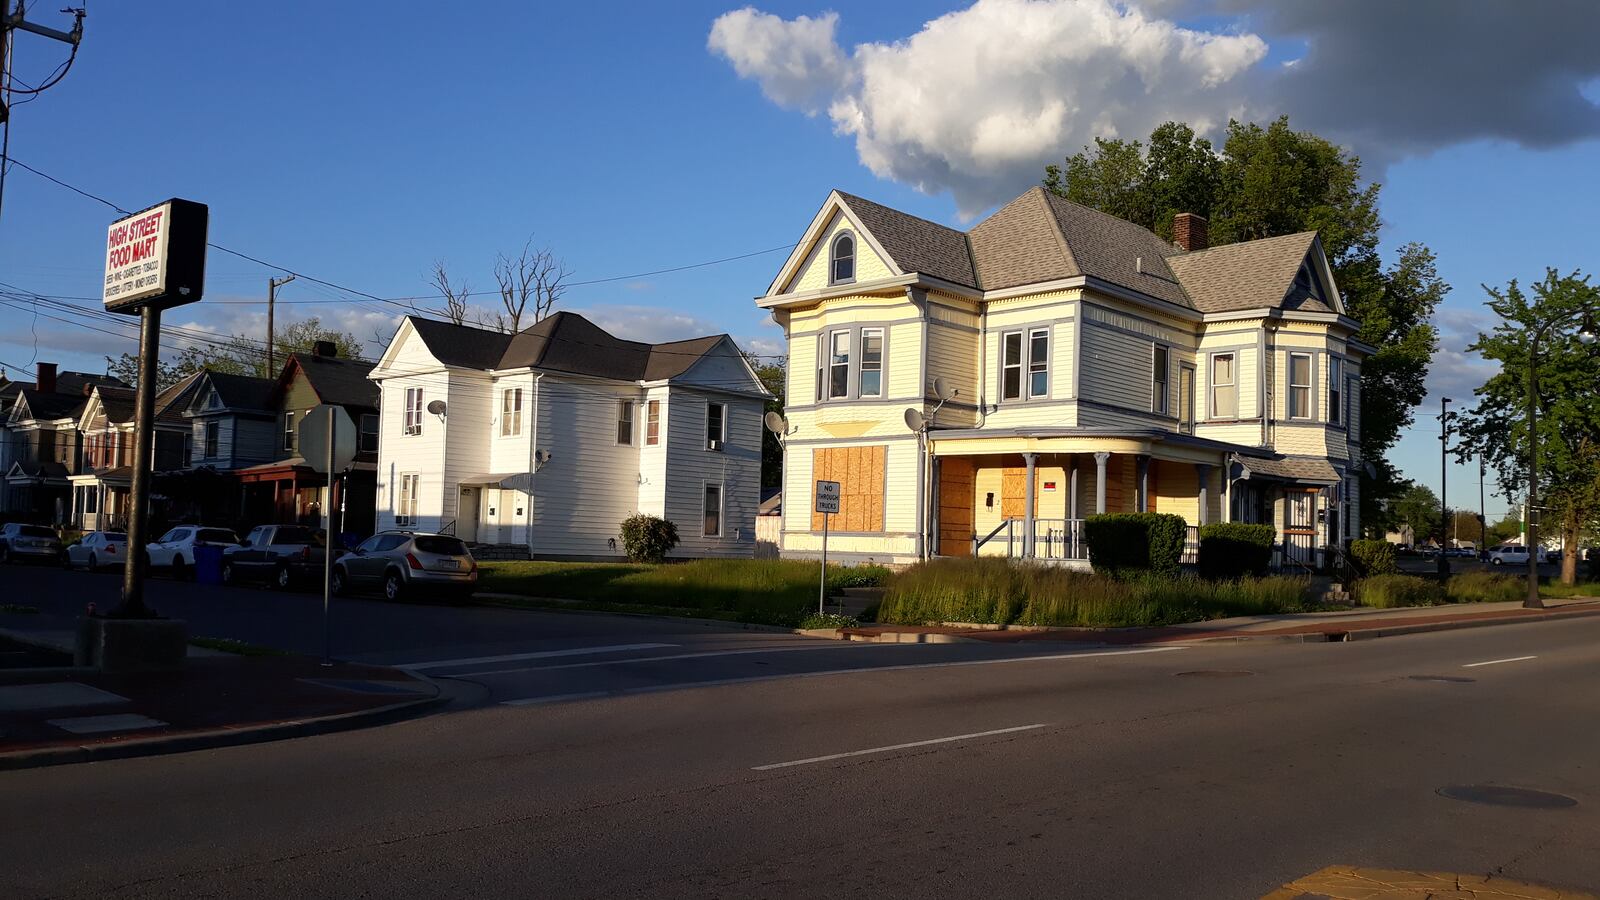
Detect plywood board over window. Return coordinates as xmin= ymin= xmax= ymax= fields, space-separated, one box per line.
xmin=811 ymin=445 xmax=886 ymax=532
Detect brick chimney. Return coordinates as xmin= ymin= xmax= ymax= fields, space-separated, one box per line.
xmin=1173 ymin=212 xmax=1209 ymax=252
xmin=36 ymin=362 xmax=57 ymax=394
xmin=312 ymin=340 xmax=337 ymax=358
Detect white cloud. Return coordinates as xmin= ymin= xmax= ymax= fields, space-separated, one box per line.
xmin=711 ymin=0 xmax=1266 ymax=215
xmin=570 ymin=304 xmax=726 ymax=345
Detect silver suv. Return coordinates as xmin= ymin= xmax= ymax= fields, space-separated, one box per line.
xmin=0 ymin=523 xmax=64 ymax=564
xmin=331 ymin=532 xmax=477 ymax=601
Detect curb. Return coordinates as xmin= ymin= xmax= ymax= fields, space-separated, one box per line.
xmin=1336 ymin=606 xmax=1600 ymax=642
xmin=470 ymin=594 xmax=804 ymax=635
xmin=0 ymin=688 xmax=447 ymax=772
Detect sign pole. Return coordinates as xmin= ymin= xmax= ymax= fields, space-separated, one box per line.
xmin=114 ymin=305 xmax=162 ymax=617
xmin=322 ymin=404 xmax=335 ymax=667
xmin=819 ymin=511 xmax=828 ymax=615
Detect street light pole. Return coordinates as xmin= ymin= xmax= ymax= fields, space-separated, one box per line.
xmin=1438 ymin=397 xmax=1452 ymax=579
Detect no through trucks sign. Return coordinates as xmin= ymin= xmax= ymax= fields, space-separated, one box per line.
xmin=815 ymin=480 xmax=841 ymax=515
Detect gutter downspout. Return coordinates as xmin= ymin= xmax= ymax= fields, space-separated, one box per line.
xmin=525 ymin=372 xmax=544 ymax=555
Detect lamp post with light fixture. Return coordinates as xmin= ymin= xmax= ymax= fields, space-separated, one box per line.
xmin=1522 ymin=308 xmax=1599 ymax=608
xmin=1438 ymin=396 xmax=1452 ymax=578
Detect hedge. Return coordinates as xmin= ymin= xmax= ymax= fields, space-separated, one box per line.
xmin=1349 ymin=539 xmax=1398 ymax=576
xmin=1197 ymin=522 xmax=1275 ymax=579
xmin=1084 ymin=512 xmax=1188 ymax=578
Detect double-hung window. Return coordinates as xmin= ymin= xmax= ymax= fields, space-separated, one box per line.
xmin=706 ymin=402 xmax=725 ymax=451
xmin=500 ymin=389 xmax=523 ymax=437
xmin=1328 ymin=358 xmax=1343 ymax=425
xmin=396 ymin=473 xmax=419 ymax=527
xmin=359 ymin=414 xmax=379 ymax=453
xmin=828 ymin=331 xmax=851 ymax=400
xmin=1152 ymin=345 xmax=1169 ymax=414
xmin=859 ymin=328 xmax=884 ymax=398
xmin=646 ymin=400 xmax=661 ymax=446
xmin=283 ymin=411 xmax=296 ymax=452
xmin=702 ymin=483 xmax=723 ymax=537
xmin=1211 ymin=353 xmax=1237 ymax=419
xmin=617 ymin=401 xmax=634 ymax=445
xmin=403 ymin=388 xmax=424 ymax=436
xmin=1001 ymin=332 xmax=1023 ymax=401
xmin=1288 ymin=353 xmax=1312 ymax=419
xmin=1028 ymin=328 xmax=1049 ymax=398
xmin=204 ymin=421 xmax=219 ymax=458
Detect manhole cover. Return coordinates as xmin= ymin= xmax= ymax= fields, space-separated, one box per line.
xmin=1174 ymin=670 xmax=1254 ymax=678
xmin=1437 ymin=785 xmax=1577 ymax=808
xmin=1407 ymin=675 xmax=1475 ymax=683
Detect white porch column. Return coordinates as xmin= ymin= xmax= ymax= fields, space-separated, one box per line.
xmin=1135 ymin=455 xmax=1151 ymax=512
xmin=1022 ymin=452 xmax=1037 ymax=559
xmin=1094 ymin=452 xmax=1110 ymax=515
xmin=1195 ymin=463 xmax=1213 ymax=526
xmin=1067 ymin=455 xmax=1079 ymax=521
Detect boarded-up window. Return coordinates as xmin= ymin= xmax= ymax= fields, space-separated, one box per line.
xmin=810 ymin=446 xmax=886 ymax=532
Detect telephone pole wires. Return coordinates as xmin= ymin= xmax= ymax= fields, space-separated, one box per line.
xmin=267 ymin=273 xmax=296 ymax=375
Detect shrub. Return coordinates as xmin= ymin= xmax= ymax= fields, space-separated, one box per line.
xmin=618 ymin=514 xmax=679 ymax=563
xmin=1354 ymin=574 xmax=1445 ymax=608
xmin=1084 ymin=512 xmax=1188 ymax=578
xmin=1197 ymin=523 xmax=1275 ymax=579
xmin=799 ymin=611 xmax=859 ymax=629
xmin=1350 ymin=539 xmax=1399 ymax=576
xmin=827 ymin=564 xmax=890 ymax=589
xmin=1445 ymin=571 xmax=1522 ymax=604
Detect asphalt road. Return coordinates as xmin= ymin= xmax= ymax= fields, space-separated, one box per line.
xmin=7 ymin=609 xmax=1600 ymax=898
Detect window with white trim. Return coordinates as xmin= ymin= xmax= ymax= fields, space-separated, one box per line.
xmin=403 ymin=388 xmax=424 ymax=436
xmin=702 ymin=482 xmax=723 ymax=537
xmin=646 ymin=400 xmax=661 ymax=446
xmin=1152 ymin=345 xmax=1169 ymax=414
xmin=860 ymin=328 xmax=884 ymax=398
xmin=1211 ymin=353 xmax=1237 ymax=419
xmin=500 ymin=388 xmax=523 ymax=437
xmin=616 ymin=400 xmax=634 ymax=446
xmin=830 ymin=233 xmax=855 ymax=284
xmin=1328 ymin=358 xmax=1343 ymax=425
xmin=828 ymin=331 xmax=851 ymax=400
xmin=282 ymin=411 xmax=296 ymax=451
xmin=1288 ymin=353 xmax=1312 ymax=419
xmin=397 ymin=473 xmax=419 ymax=527
xmin=706 ymin=402 xmax=725 ymax=451
xmin=1001 ymin=332 xmax=1023 ymax=401
xmin=1028 ymin=328 xmax=1049 ymax=398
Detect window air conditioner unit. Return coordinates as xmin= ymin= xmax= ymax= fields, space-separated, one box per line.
xmin=708 ymin=439 xmax=724 ymax=451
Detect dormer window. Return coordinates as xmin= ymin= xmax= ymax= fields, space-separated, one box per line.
xmin=830 ymin=233 xmax=855 ymax=284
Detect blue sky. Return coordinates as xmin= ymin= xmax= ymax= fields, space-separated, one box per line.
xmin=2 ymin=1 xmax=1597 ymax=522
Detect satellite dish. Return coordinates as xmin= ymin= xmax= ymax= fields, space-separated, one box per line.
xmin=426 ymin=399 xmax=447 ymax=417
xmin=932 ymin=377 xmax=955 ymax=402
xmin=903 ymin=408 xmax=927 ymax=432
xmin=535 ymin=448 xmax=552 ymax=466
xmin=764 ymin=411 xmax=788 ymax=435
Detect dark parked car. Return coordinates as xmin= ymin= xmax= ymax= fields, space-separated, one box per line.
xmin=0 ymin=523 xmax=64 ymax=564
xmin=222 ymin=524 xmax=343 ymax=589
xmin=331 ymin=531 xmax=477 ymax=601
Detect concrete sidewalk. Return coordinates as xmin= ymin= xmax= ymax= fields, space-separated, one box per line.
xmin=835 ymin=597 xmax=1600 ymax=645
xmin=0 ymin=627 xmax=442 ymax=770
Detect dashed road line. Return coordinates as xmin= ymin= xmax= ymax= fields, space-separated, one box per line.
xmin=752 ymin=724 xmax=1050 ymax=770
xmin=1462 ymin=655 xmax=1538 ymax=668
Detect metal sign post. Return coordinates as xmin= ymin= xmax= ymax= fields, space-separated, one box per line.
xmin=815 ymin=480 xmax=841 ymax=615
xmin=322 ymin=406 xmax=335 ymax=667
xmin=299 ymin=403 xmax=357 ymax=666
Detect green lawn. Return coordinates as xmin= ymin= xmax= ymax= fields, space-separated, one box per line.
xmin=475 ymin=558 xmax=887 ymax=627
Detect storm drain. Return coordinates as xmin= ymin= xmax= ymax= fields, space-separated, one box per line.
xmin=1437 ymin=784 xmax=1577 ymax=809
xmin=1174 ymin=670 xmax=1254 ymax=678
xmin=1407 ymin=675 xmax=1476 ymax=683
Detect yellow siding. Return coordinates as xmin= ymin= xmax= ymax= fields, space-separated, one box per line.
xmin=786 ymin=211 xmax=895 ymax=294
xmin=789 ymin=332 xmax=819 ymax=406
xmin=887 ymin=321 xmax=924 ymax=398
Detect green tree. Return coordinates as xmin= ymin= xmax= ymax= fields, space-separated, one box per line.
xmin=1454 ymin=270 xmax=1600 ymax=584
xmin=1044 ymin=116 xmax=1443 ymax=526
xmin=1390 ymin=484 xmax=1441 ymax=545
xmin=107 ymin=316 xmax=365 ymax=388
xmin=1486 ymin=512 xmax=1525 ymax=546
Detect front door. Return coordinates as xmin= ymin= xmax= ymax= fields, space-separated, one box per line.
xmin=1283 ymin=489 xmax=1318 ymax=567
xmin=457 ymin=486 xmax=480 ymax=542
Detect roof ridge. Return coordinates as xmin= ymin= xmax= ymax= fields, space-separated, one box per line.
xmin=1039 ymin=189 xmax=1173 ymax=249
xmin=1175 ymin=230 xmax=1318 ymax=258
xmin=835 ymin=190 xmax=968 ymax=239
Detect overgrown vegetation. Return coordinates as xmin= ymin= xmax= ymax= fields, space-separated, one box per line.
xmin=619 ymin=514 xmax=680 ymax=563
xmin=1084 ymin=512 xmax=1187 ymax=578
xmin=476 ymin=559 xmax=887 ymax=627
xmin=0 ymin=603 xmax=39 ymax=614
xmin=799 ymin=611 xmax=859 ymax=630
xmin=876 ymin=558 xmax=1308 ymax=628
xmin=1197 ymin=523 xmax=1275 ymax=579
xmin=1353 ymin=574 xmax=1446 ymax=609
xmin=1350 ymin=539 xmax=1400 ymax=576
xmin=1444 ymin=572 xmax=1522 ymax=604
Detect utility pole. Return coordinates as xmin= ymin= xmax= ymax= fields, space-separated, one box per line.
xmin=1438 ymin=397 xmax=1452 ymax=578
xmin=266 ymin=273 xmax=295 ymax=375
xmin=0 ymin=3 xmax=86 ymax=228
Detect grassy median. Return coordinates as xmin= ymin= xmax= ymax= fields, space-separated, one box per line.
xmin=475 ymin=558 xmax=888 ymax=627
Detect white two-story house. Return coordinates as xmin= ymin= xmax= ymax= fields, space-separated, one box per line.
xmin=368 ymin=312 xmax=771 ymax=559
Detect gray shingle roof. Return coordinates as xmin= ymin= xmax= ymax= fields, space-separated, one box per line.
xmin=1165 ymin=231 xmax=1320 ymax=314
xmin=203 ymin=371 xmax=277 ymax=411
xmin=291 ymin=353 xmax=379 ymax=410
xmin=1237 ymin=455 xmax=1340 ymax=484
xmin=1038 ymin=191 xmax=1192 ymax=309
xmin=837 ymin=191 xmax=978 ymax=289
xmin=406 ymin=316 xmax=515 ymax=370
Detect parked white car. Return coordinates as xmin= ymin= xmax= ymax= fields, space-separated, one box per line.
xmin=147 ymin=526 xmax=241 ymax=577
xmin=1487 ymin=544 xmax=1547 ymax=566
xmin=65 ymin=531 xmax=128 ymax=571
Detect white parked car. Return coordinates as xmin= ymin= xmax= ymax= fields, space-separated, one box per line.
xmin=147 ymin=526 xmax=241 ymax=577
xmin=65 ymin=531 xmax=128 ymax=571
xmin=1487 ymin=544 xmax=1547 ymax=566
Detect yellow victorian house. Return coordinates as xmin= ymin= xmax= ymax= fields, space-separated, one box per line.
xmin=758 ymin=187 xmax=1373 ymax=569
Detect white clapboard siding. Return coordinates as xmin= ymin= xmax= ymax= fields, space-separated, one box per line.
xmin=662 ymin=387 xmax=761 ymax=558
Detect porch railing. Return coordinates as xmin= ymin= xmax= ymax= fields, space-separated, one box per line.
xmin=973 ymin=520 xmax=1200 ymax=565
xmin=1182 ymin=525 xmax=1200 ymax=565
xmin=973 ymin=520 xmax=1017 ymax=557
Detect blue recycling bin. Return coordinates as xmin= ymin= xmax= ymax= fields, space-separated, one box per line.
xmin=194 ymin=543 xmax=224 ymax=585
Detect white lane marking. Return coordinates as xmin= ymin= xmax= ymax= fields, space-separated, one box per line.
xmin=1462 ymin=655 xmax=1538 ymax=668
xmin=752 ymin=724 xmax=1050 ymax=771
xmin=503 ymin=691 xmax=610 ymax=706
xmin=398 ymin=643 xmax=677 ymax=672
xmin=496 ymin=645 xmax=1185 ymax=706
xmin=455 ymin=643 xmax=891 ymax=678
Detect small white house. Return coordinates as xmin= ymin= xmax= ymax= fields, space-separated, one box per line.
xmin=368 ymin=313 xmax=771 ymax=559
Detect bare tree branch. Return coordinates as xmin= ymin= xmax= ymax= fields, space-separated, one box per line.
xmin=430 ymin=260 xmax=471 ymax=326
xmin=490 ymin=237 xmax=569 ymax=334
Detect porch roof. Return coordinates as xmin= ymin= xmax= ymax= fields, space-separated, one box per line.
xmin=458 ymin=473 xmax=525 ymax=489
xmin=1230 ymin=455 xmax=1341 ymax=485
xmin=5 ymin=460 xmax=70 ymax=484
xmin=927 ymin=427 xmax=1269 ymax=461
xmin=68 ymin=466 xmax=132 ymax=487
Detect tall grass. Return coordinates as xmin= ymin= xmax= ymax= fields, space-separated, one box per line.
xmin=1353 ymin=574 xmax=1445 ymax=609
xmin=877 ymin=558 xmax=1309 ymax=628
xmin=1445 ymin=572 xmax=1522 ymax=604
